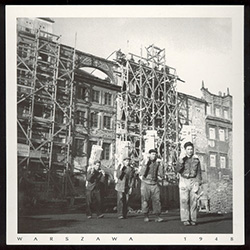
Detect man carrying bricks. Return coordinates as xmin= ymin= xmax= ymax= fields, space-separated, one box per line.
xmin=139 ymin=149 xmax=164 ymax=222
xmin=86 ymin=160 xmax=106 ymax=219
xmin=176 ymin=141 xmax=202 ymax=226
xmin=115 ymin=157 xmax=137 ymax=219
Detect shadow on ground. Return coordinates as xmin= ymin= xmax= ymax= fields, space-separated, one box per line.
xmin=18 ymin=203 xmax=232 ymax=234
xmin=18 ymin=217 xmax=79 ymax=233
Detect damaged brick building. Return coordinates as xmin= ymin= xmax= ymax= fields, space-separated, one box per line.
xmin=178 ymin=85 xmax=233 ymax=213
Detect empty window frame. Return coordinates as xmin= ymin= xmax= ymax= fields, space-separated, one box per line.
xmin=77 ymin=86 xmax=88 ymax=100
xmin=74 ymin=138 xmax=85 ymax=157
xmin=224 ymin=109 xmax=229 ymax=119
xmin=102 ymin=143 xmax=111 ymax=160
xmin=75 ymin=111 xmax=86 ymax=126
xmin=219 ymin=128 xmax=225 ymax=141
xmin=215 ymin=107 xmax=220 ymax=117
xmin=90 ymin=113 xmax=99 ymax=128
xmin=103 ymin=116 xmax=111 ymax=129
xmin=220 ymin=155 xmax=227 ymax=169
xmin=104 ymin=92 xmax=112 ymax=105
xmin=206 ymin=104 xmax=212 ymax=116
xmin=92 ymin=90 xmax=100 ymax=103
xmin=209 ymin=127 xmax=216 ymax=140
xmin=210 ymin=154 xmax=216 ymax=167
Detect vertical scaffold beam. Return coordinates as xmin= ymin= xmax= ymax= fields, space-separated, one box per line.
xmin=163 ymin=50 xmax=167 ymax=166
xmin=66 ymin=33 xmax=76 ymax=171
xmin=139 ymin=47 xmax=143 ymax=160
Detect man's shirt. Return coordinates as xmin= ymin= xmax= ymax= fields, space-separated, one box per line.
xmin=86 ymin=169 xmax=105 ymax=191
xmin=115 ymin=165 xmax=136 ymax=193
xmin=176 ymin=155 xmax=202 ymax=183
xmin=140 ymin=159 xmax=164 ymax=185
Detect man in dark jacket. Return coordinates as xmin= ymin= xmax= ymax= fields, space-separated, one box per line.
xmin=176 ymin=141 xmax=202 ymax=226
xmin=139 ymin=149 xmax=164 ymax=222
xmin=86 ymin=160 xmax=105 ymax=219
xmin=115 ymin=157 xmax=137 ymax=219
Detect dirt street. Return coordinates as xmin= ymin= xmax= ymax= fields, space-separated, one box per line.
xmin=18 ymin=202 xmax=232 ymax=234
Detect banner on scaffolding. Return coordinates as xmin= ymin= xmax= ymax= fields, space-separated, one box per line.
xmin=144 ymin=130 xmax=157 ymax=155
xmin=17 ymin=143 xmax=30 ymax=157
xmin=115 ymin=140 xmax=130 ymax=169
xmin=89 ymin=145 xmax=103 ymax=165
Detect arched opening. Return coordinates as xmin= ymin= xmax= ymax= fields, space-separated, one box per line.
xmin=78 ymin=67 xmax=112 ymax=83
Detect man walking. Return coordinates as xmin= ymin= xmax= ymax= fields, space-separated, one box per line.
xmin=86 ymin=160 xmax=105 ymax=219
xmin=139 ymin=149 xmax=164 ymax=222
xmin=115 ymin=157 xmax=137 ymax=219
xmin=176 ymin=141 xmax=202 ymax=226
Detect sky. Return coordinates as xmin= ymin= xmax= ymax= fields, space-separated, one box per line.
xmin=52 ymin=18 xmax=233 ymax=98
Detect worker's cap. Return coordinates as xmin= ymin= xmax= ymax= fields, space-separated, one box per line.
xmin=149 ymin=149 xmax=157 ymax=154
xmin=94 ymin=160 xmax=101 ymax=165
xmin=184 ymin=141 xmax=194 ymax=149
xmin=123 ymin=157 xmax=131 ymax=161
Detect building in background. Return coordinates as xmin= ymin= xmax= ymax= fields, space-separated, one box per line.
xmin=73 ymin=69 xmax=120 ymax=172
xmin=178 ymin=84 xmax=233 ymax=213
xmin=201 ymin=82 xmax=233 ymax=213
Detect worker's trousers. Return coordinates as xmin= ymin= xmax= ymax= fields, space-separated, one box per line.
xmin=141 ymin=181 xmax=161 ymax=216
xmin=179 ymin=176 xmax=199 ymax=222
xmin=86 ymin=189 xmax=103 ymax=216
xmin=117 ymin=191 xmax=130 ymax=218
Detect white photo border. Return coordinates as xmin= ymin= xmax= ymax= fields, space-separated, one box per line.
xmin=6 ymin=5 xmax=244 ymax=245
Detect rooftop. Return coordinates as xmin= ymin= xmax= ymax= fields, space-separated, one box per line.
xmin=178 ymin=92 xmax=207 ymax=104
xmin=201 ymin=81 xmax=232 ymax=98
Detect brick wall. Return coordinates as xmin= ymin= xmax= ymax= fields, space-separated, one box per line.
xmin=207 ymin=175 xmax=233 ymax=213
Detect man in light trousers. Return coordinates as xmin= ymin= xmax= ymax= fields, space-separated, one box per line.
xmin=176 ymin=141 xmax=202 ymax=226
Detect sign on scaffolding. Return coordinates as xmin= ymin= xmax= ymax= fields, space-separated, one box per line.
xmin=89 ymin=145 xmax=103 ymax=166
xmin=17 ymin=143 xmax=30 ymax=157
xmin=144 ymin=130 xmax=157 ymax=155
xmin=115 ymin=140 xmax=130 ymax=169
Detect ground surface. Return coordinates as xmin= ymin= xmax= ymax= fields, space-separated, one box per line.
xmin=18 ymin=202 xmax=232 ymax=234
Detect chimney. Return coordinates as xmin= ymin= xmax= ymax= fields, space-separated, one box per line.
xmin=202 ymin=80 xmax=205 ymax=89
xmin=227 ymin=87 xmax=230 ymax=95
xmin=218 ymin=91 xmax=222 ymax=96
xmin=223 ymin=92 xmax=225 ymax=96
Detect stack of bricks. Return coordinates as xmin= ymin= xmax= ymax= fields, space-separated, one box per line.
xmin=207 ymin=179 xmax=232 ymax=213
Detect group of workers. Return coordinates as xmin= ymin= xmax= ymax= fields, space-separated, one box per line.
xmin=86 ymin=141 xmax=202 ymax=226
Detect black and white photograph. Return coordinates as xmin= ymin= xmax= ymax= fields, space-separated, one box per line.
xmin=6 ymin=5 xmax=244 ymax=245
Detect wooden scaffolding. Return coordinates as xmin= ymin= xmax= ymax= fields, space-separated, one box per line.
xmin=17 ymin=24 xmax=76 ymax=198
xmin=17 ymin=20 xmax=119 ymax=199
xmin=115 ymin=45 xmax=182 ymax=181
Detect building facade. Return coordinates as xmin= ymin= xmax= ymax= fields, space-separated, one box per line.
xmin=73 ymin=70 xmax=120 ymax=173
xmin=201 ymin=83 xmax=233 ymax=213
